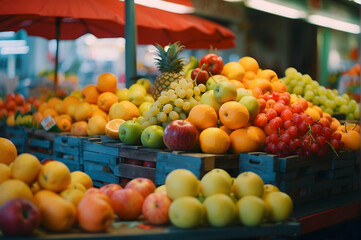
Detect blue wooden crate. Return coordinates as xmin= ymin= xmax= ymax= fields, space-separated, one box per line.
xmin=155 ymin=151 xmax=239 ymax=185
xmin=26 ymin=129 xmax=55 ymax=161
xmin=238 ymin=150 xmax=359 ymax=204
xmin=3 ymin=126 xmax=29 ymax=154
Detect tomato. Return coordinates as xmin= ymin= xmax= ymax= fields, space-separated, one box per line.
xmin=200 ymin=53 xmax=224 ymax=75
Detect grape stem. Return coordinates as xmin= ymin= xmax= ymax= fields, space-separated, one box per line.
xmin=306 ymin=123 xmax=339 ymax=158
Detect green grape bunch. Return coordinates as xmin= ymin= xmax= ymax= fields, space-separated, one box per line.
xmin=281 ymin=67 xmax=359 ymax=120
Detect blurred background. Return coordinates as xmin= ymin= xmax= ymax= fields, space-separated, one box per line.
xmin=0 ymin=0 xmax=359 ymax=101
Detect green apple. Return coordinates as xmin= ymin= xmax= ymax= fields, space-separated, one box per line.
xmin=236 ymin=195 xmax=266 ymax=226
xmin=239 ymin=95 xmax=260 ymax=120
xmin=200 ymin=90 xmax=222 ymax=112
xmin=236 ymin=88 xmax=252 ymax=101
xmin=206 ymin=74 xmax=229 ymax=90
xmin=213 ymin=81 xmax=237 ymax=104
xmin=118 ymin=120 xmax=143 ymax=145
xmin=141 ymin=125 xmax=165 ymax=149
xmin=203 ymin=193 xmax=237 ymax=227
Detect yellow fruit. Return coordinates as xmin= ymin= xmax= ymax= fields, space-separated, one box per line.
xmin=87 ymin=115 xmax=107 ymax=136
xmin=128 ymin=90 xmax=145 ymax=106
xmin=264 ymin=191 xmax=293 ymax=223
xmin=74 ymin=102 xmax=93 ymax=121
xmin=233 ymin=171 xmax=264 ymax=199
xmin=203 ymin=193 xmax=236 ymax=227
xmin=221 ymin=62 xmax=245 ymax=81
xmin=116 ymin=88 xmax=130 ymax=101
xmin=0 ymin=163 xmax=11 ymax=184
xmin=11 ymin=153 xmax=41 ymax=185
xmin=60 ymin=188 xmax=85 ymax=207
xmin=38 ymin=161 xmax=71 ymax=192
xmin=305 ymin=107 xmax=321 ymax=122
xmin=165 ymin=169 xmax=199 ymax=200
xmin=108 ymin=101 xmax=139 ymax=121
xmin=169 ymin=196 xmax=205 ymax=228
xmin=154 ymin=185 xmax=167 ymax=194
xmin=70 ymin=171 xmax=93 ymax=189
xmin=237 ymin=195 xmax=267 ymax=226
xmin=136 ymin=78 xmax=152 ymax=93
xmin=0 ymin=137 xmax=17 ymax=165
xmin=105 ymin=119 xmax=125 ymax=139
xmin=138 ymin=102 xmax=153 ymax=116
xmin=200 ymin=170 xmax=232 ymax=197
xmin=0 ymin=179 xmax=33 ymax=207
xmin=262 ymin=184 xmax=280 ymax=199
xmin=129 ymin=84 xmax=147 ymax=95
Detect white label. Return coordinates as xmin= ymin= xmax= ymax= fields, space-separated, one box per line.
xmin=40 ymin=115 xmax=56 ymax=131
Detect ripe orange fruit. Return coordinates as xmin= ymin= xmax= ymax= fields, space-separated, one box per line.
xmin=82 ymin=84 xmax=101 ymax=104
xmin=257 ymin=69 xmax=278 ymax=82
xmin=47 ymin=97 xmax=61 ymax=109
xmin=219 ymin=125 xmax=233 ymax=135
xmin=60 ymin=188 xmax=85 ymax=207
xmin=38 ymin=102 xmax=48 ymax=114
xmin=97 ymin=72 xmax=117 ymax=93
xmin=70 ymin=121 xmax=88 ymax=136
xmin=91 ymin=108 xmax=108 ymax=120
xmin=271 ymin=80 xmax=287 ymax=93
xmin=248 ymin=126 xmax=266 ymax=150
xmin=229 ymin=127 xmax=261 ymax=154
xmin=219 ymin=101 xmax=249 ymax=130
xmin=38 ymin=161 xmax=71 ymax=192
xmin=105 ymin=119 xmax=125 ymax=139
xmin=335 ymin=129 xmax=360 ymax=151
xmin=0 ymin=163 xmax=11 ymax=184
xmin=244 ymin=78 xmax=273 ymax=93
xmin=11 ymin=153 xmax=41 ymax=185
xmin=305 ymin=107 xmax=320 ymax=122
xmin=0 ymin=137 xmax=17 ymax=165
xmin=70 ymin=171 xmax=93 ymax=189
xmin=62 ymin=95 xmax=81 ymax=114
xmin=199 ymin=127 xmax=231 ymax=154
xmin=229 ymin=79 xmax=245 ymax=89
xmin=108 ymin=101 xmax=139 ymax=121
xmin=87 ymin=115 xmax=107 ymax=136
xmin=74 ymin=102 xmax=93 ymax=121
xmin=330 ymin=118 xmax=341 ymax=133
xmin=186 ymin=104 xmax=218 ymax=131
xmin=97 ymin=92 xmax=118 ymax=113
xmin=221 ymin=62 xmax=245 ymax=81
xmin=42 ymin=107 xmax=58 ymax=119
xmin=239 ymin=56 xmax=259 ymax=74
xmin=77 ymin=193 xmax=114 ymax=232
xmin=56 ymin=117 xmax=72 ymax=132
xmin=34 ymin=190 xmax=77 ymax=231
xmin=0 ymin=179 xmax=33 ymax=207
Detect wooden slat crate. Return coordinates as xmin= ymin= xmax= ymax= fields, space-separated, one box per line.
xmin=52 ymin=134 xmax=97 ymax=172
xmin=3 ymin=126 xmax=29 ymax=153
xmin=238 ymin=150 xmax=360 ymax=204
xmin=155 ymin=151 xmax=240 ymax=185
xmin=26 ymin=129 xmax=56 ymax=160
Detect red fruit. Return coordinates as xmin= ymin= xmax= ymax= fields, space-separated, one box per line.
xmin=200 ymin=53 xmax=224 ymax=75
xmin=253 ymin=113 xmax=268 ymax=128
xmin=14 ymin=93 xmax=25 ymax=106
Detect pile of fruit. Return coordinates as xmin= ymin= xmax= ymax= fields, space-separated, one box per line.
xmin=0 ymin=42 xmax=360 ymax=157
xmin=0 ymin=137 xmax=293 ymax=236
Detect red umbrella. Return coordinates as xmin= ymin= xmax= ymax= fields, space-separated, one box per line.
xmin=0 ymin=0 xmax=236 ymax=87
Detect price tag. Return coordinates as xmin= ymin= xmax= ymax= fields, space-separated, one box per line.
xmin=40 ymin=115 xmax=56 ymax=131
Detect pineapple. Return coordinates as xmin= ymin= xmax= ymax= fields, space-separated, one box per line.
xmin=152 ymin=42 xmax=185 ymax=99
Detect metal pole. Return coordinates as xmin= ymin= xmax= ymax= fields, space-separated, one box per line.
xmin=125 ymin=0 xmax=137 ymax=88
xmin=54 ymin=17 xmax=61 ymax=93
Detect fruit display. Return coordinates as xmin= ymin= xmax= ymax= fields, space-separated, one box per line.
xmin=281 ymin=67 xmax=360 ymax=120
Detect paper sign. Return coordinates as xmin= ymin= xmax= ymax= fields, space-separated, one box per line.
xmin=40 ymin=115 xmax=56 ymax=131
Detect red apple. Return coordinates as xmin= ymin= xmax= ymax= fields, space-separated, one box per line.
xmin=110 ymin=188 xmax=144 ymax=220
xmin=142 ymin=193 xmax=172 ymax=225
xmin=99 ymin=183 xmax=123 ymax=198
xmin=125 ymin=158 xmax=143 ymax=166
xmin=191 ymin=68 xmax=210 ymax=84
xmin=0 ymin=198 xmax=40 ymax=236
xmin=143 ymin=161 xmax=156 ymax=168
xmin=40 ymin=158 xmax=55 ymax=165
xmin=120 ymin=177 xmax=132 ymax=185
xmin=200 ymin=53 xmax=224 ymax=75
xmin=163 ymin=120 xmax=199 ymax=151
xmin=125 ymin=178 xmax=156 ymax=199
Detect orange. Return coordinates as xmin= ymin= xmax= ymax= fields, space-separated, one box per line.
xmin=82 ymin=84 xmax=101 ymax=104
xmin=219 ymin=125 xmax=233 ymax=135
xmin=11 ymin=153 xmax=41 ymax=185
xmin=34 ymin=190 xmax=77 ymax=231
xmin=0 ymin=137 xmax=17 ymax=165
xmin=97 ymin=72 xmax=117 ymax=93
xmin=97 ymin=92 xmax=118 ymax=113
xmin=257 ymin=69 xmax=278 ymax=82
xmin=56 ymin=117 xmax=72 ymax=132
xmin=74 ymin=102 xmax=93 ymax=121
xmin=271 ymin=80 xmax=287 ymax=93
xmin=105 ymin=119 xmax=125 ymax=139
xmin=199 ymin=127 xmax=231 ymax=154
xmin=219 ymin=101 xmax=249 ymax=130
xmin=42 ymin=107 xmax=58 ymax=119
xmin=239 ymin=56 xmax=259 ymax=74
xmin=322 ymin=112 xmax=333 ymax=123
xmin=305 ymin=107 xmax=320 ymax=122
xmin=337 ymin=122 xmax=360 ymax=133
xmin=221 ymin=62 xmax=245 ymax=81
xmin=54 ymin=101 xmax=64 ymax=114
xmin=0 ymin=179 xmax=33 ymax=207
xmin=330 ymin=118 xmax=341 ymax=133
xmin=63 ymin=95 xmax=81 ymax=115
xmin=312 ymin=105 xmax=323 ymax=116
xmin=77 ymin=193 xmax=114 ymax=232
xmin=248 ymin=126 xmax=266 ymax=150
xmin=38 ymin=161 xmax=71 ymax=192
xmin=244 ymin=78 xmax=273 ymax=93
xmin=70 ymin=171 xmax=93 ymax=189
xmin=70 ymin=121 xmax=88 ymax=136
xmin=92 ymin=108 xmax=108 ymax=120
xmin=186 ymin=104 xmax=218 ymax=131
xmin=87 ymin=115 xmax=107 ymax=136
xmin=335 ymin=129 xmax=360 ymax=151
xmin=229 ymin=79 xmax=245 ymax=89
xmin=262 ymin=184 xmax=280 ymax=199
xmin=47 ymin=97 xmax=61 ymax=109
xmin=229 ymin=127 xmax=261 ymax=154
xmin=58 ymin=114 xmax=72 ymax=122
xmin=0 ymin=163 xmax=11 ymax=184
xmin=108 ymin=101 xmax=139 ymax=121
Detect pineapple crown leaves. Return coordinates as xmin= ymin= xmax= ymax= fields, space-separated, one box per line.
xmin=155 ymin=42 xmax=185 ymax=73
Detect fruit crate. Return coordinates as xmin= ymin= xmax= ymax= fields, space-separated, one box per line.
xmin=26 ymin=129 xmax=56 ymax=160
xmin=238 ymin=150 xmax=360 ymax=204
xmin=3 ymin=126 xmax=29 ymax=153
xmin=155 ymin=151 xmax=240 ymax=185
xmin=52 ymin=134 xmax=97 ymax=172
